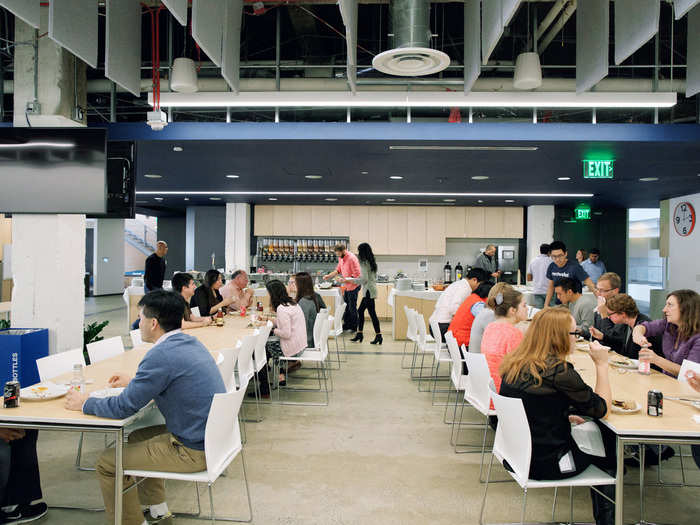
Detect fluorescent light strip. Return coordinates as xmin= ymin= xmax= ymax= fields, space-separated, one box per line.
xmin=149 ymin=91 xmax=677 ymax=109
xmin=390 ymin=146 xmax=538 ymax=151
xmin=136 ymin=191 xmax=593 ymax=198
xmin=0 ymin=141 xmax=75 ymax=149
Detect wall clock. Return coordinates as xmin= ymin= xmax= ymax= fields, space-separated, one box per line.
xmin=673 ymin=201 xmax=696 ymax=237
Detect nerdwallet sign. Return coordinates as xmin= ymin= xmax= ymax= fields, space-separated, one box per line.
xmin=583 ymin=160 xmax=614 ymax=179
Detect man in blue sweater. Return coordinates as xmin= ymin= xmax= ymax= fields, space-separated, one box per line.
xmin=65 ymin=291 xmax=225 ymax=525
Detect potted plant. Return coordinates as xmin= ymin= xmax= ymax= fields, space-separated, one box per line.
xmin=83 ymin=320 xmax=109 ymax=365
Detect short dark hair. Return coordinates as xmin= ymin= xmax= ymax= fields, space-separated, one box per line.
xmin=589 ymin=248 xmax=600 ymax=255
xmin=334 ymin=243 xmax=346 ymax=252
xmin=171 ymin=272 xmax=193 ymax=294
xmin=549 ymin=241 xmax=566 ymax=252
xmin=138 ymin=290 xmax=185 ymax=332
xmin=466 ymin=267 xmax=489 ymax=283
xmin=473 ymin=282 xmax=494 ymax=299
xmin=539 ymin=243 xmax=551 ymax=255
xmin=232 ymin=270 xmax=245 ymax=279
xmin=554 ymin=277 xmax=579 ymax=294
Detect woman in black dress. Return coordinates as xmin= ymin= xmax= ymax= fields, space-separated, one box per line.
xmin=192 ymin=270 xmax=234 ymax=316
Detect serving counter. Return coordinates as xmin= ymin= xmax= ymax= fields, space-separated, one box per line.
xmin=390 ymin=289 xmax=442 ymax=341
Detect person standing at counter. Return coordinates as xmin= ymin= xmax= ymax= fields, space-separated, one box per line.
xmin=144 ymin=241 xmax=168 ymax=293
xmin=543 ymin=241 xmax=596 ymax=308
xmin=323 ymin=244 xmax=361 ymax=332
xmin=220 ymin=270 xmax=254 ymax=311
xmin=345 ymin=243 xmax=382 ymax=345
xmin=580 ymin=248 xmax=607 ymax=284
xmin=294 ymin=272 xmax=327 ymax=349
xmin=429 ymin=268 xmax=489 ymax=339
xmin=474 ymin=244 xmax=501 ymax=282
xmin=192 ymin=269 xmax=234 ymax=316
xmin=527 ymin=243 xmax=552 ymax=309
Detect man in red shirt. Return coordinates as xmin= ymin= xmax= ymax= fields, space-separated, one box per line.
xmin=323 ymin=243 xmax=361 ymax=331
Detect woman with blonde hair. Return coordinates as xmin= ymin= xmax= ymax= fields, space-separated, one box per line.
xmin=468 ymin=282 xmax=510 ymax=354
xmin=499 ymin=307 xmax=616 ymax=525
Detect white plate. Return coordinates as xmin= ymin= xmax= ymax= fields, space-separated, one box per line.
xmin=20 ymin=382 xmax=70 ymax=401
xmin=89 ymin=387 xmax=125 ymax=399
xmin=611 ymin=400 xmax=641 ymax=414
xmin=609 ymin=357 xmax=638 ymax=369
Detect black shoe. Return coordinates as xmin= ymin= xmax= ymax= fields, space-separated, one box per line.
xmin=370 ymin=334 xmax=383 ymax=345
xmin=1 ymin=502 xmax=48 ymax=524
xmin=350 ymin=332 xmax=363 ymax=343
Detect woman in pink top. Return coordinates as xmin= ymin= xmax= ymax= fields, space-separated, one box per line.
xmin=255 ymin=280 xmax=307 ymax=397
xmin=481 ymin=285 xmax=528 ymax=393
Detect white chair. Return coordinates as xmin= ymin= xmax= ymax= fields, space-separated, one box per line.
xmin=277 ymin=312 xmax=331 ymax=406
xmin=426 ymin=317 xmax=452 ymax=399
xmin=86 ymin=336 xmax=125 ymax=365
xmin=35 ymin=348 xmax=86 ymax=382
xmin=129 ymin=329 xmax=143 ymax=348
xmin=443 ymin=332 xmax=469 ymax=443
xmin=327 ymin=302 xmax=347 ymax=368
xmin=190 ymin=306 xmax=201 ymax=318
xmin=124 ymin=386 xmax=253 ymax=523
xmin=235 ymin=334 xmax=258 ymax=394
xmin=401 ymin=305 xmax=419 ymax=369
xmin=480 ymin=384 xmax=615 ymax=525
xmin=412 ymin=311 xmax=437 ymax=385
xmin=246 ymin=321 xmax=273 ymax=423
xmin=217 ymin=347 xmax=240 ymax=393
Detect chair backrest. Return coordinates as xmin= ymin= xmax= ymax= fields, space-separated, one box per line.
xmin=190 ymin=306 xmax=201 ymax=318
xmin=217 ymin=347 xmax=239 ymax=392
xmin=87 ymin=336 xmax=125 ymax=364
xmin=404 ymin=305 xmax=417 ymax=341
xmin=414 ymin=311 xmax=430 ymax=345
xmin=130 ymin=329 xmax=143 ymax=347
xmin=253 ymin=321 xmax=273 ymax=372
xmin=429 ymin=318 xmax=444 ymax=356
xmin=204 ymin=386 xmax=247 ymax=481
xmin=489 ymin=383 xmax=532 ymax=483
xmin=36 ymin=348 xmax=85 ymax=382
xmin=332 ymin=302 xmax=346 ymax=334
xmin=313 ymin=310 xmax=330 ymax=349
xmin=444 ymin=331 xmax=464 ymax=385
xmin=463 ymin=352 xmax=493 ymax=413
xmin=236 ymin=333 xmax=258 ymax=385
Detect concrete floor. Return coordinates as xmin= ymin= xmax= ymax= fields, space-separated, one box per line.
xmin=35 ymin=297 xmax=700 ymax=524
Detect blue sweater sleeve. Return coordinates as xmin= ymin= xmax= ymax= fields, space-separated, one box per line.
xmin=83 ymin=348 xmax=171 ymax=420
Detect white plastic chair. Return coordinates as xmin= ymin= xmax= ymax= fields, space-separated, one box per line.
xmin=35 ymin=348 xmax=86 ymax=382
xmin=235 ymin=334 xmax=258 ymax=393
xmin=124 ymin=387 xmax=253 ymax=523
xmin=277 ymin=312 xmax=331 ymax=406
xmin=217 ymin=347 xmax=240 ymax=393
xmin=327 ymin=302 xmax=347 ymax=368
xmin=247 ymin=321 xmax=273 ymax=423
xmin=401 ymin=305 xmax=419 ymax=369
xmin=480 ymin=384 xmax=615 ymax=525
xmin=129 ymin=329 xmax=143 ymax=348
xmin=86 ymin=336 xmax=125 ymax=365
xmin=412 ymin=311 xmax=437 ymax=385
xmin=190 ymin=306 xmax=201 ymax=318
xmin=444 ymin=332 xmax=469 ymax=443
xmin=426 ymin=317 xmax=452 ymax=399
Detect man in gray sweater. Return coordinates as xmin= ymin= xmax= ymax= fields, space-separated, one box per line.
xmin=555 ymin=277 xmax=598 ymax=338
xmin=65 ymin=291 xmax=225 ymax=525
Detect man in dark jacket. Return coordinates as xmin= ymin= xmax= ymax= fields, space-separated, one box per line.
xmin=144 ymin=241 xmax=168 ymax=293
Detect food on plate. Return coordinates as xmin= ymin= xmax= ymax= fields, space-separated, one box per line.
xmin=612 ymin=399 xmax=636 ymax=410
xmin=610 ymin=357 xmax=632 ymax=367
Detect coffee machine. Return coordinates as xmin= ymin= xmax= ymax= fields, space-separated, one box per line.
xmin=497 ymin=245 xmax=519 ymax=284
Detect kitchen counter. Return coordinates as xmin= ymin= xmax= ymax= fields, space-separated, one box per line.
xmin=252 ymin=286 xmax=343 ymax=317
xmin=390 ymin=289 xmax=441 ymax=341
xmin=388 ymin=288 xmax=442 ymax=306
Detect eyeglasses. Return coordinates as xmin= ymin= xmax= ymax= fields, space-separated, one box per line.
xmin=551 ymin=254 xmax=566 ymax=260
xmin=569 ymin=331 xmax=579 ymax=335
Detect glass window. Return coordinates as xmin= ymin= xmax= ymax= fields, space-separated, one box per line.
xmin=627 ymin=208 xmax=664 ymax=315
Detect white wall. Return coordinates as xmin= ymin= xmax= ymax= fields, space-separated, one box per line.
xmin=93 ymin=219 xmax=125 ymax=295
xmin=225 ymin=203 xmax=251 ymax=273
xmin=526 ymin=205 xmax=555 ymax=270
xmin=667 ymin=192 xmax=700 ymax=293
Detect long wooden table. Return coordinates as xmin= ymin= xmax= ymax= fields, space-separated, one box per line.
xmin=569 ymin=348 xmax=700 ymax=524
xmin=0 ymin=317 xmax=254 ymax=524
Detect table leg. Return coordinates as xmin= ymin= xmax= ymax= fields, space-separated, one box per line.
xmin=639 ymin=444 xmax=646 ymax=524
xmin=615 ymin=436 xmax=624 ymax=525
xmin=114 ymin=428 xmax=124 ymax=525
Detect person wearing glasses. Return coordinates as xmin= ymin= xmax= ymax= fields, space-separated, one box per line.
xmin=543 ymin=241 xmax=596 ymax=308
xmin=587 ymin=272 xmax=627 ymax=353
xmin=599 ymin=293 xmax=660 ymax=360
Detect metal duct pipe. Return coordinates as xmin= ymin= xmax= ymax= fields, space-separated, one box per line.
xmin=527 ymin=0 xmax=567 ymax=51
xmin=539 ymin=0 xmax=577 ymax=54
xmin=389 ymin=0 xmax=431 ymax=49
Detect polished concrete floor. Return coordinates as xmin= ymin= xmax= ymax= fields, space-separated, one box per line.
xmin=35 ymin=296 xmax=700 ymax=523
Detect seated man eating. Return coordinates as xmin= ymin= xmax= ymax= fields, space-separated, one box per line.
xmin=65 ymin=290 xmax=225 ymax=525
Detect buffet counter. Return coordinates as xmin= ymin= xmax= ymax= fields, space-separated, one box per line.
xmin=252 ymin=286 xmax=343 ymax=317
xmin=390 ymin=289 xmax=442 ymax=341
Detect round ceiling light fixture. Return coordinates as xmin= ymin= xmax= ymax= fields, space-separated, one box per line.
xmin=209 ymin=197 xmax=222 ymax=201
xmin=268 ymin=197 xmax=278 ymax=201
xmin=443 ymin=198 xmax=456 ymax=202
xmin=184 ymin=197 xmax=190 ymax=201
xmin=372 ymin=47 xmax=450 ymax=77
xmin=471 ymin=176 xmax=489 ymax=180
xmin=305 ymin=175 xmax=323 ymax=180
xmin=557 ymin=177 xmax=571 ymax=181
xmin=639 ymin=177 xmax=659 ymax=182
xmin=385 ymin=198 xmax=396 ymax=202
xmin=361 ymin=171 xmax=369 ymax=175
xmin=154 ymin=197 xmax=163 ymax=201
xmin=144 ymin=174 xmax=162 ymax=179
xmin=226 ymin=174 xmax=240 ymax=179
xmin=172 ymin=146 xmax=183 ymax=152
xmin=325 ymin=198 xmax=338 ymax=202
xmin=389 ymin=176 xmax=403 ymax=180
xmin=477 ymin=199 xmax=484 ymax=203
xmin=505 ymin=199 xmax=515 ymax=203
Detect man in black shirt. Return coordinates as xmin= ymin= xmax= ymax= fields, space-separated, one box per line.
xmin=144 ymin=241 xmax=168 ymax=293
xmin=543 ymin=240 xmax=596 ymax=307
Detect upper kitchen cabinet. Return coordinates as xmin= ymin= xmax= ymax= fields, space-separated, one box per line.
xmin=503 ymin=207 xmax=524 ymax=238
xmin=272 ymin=205 xmax=294 ymax=236
xmin=253 ymin=205 xmax=274 ymax=236
xmin=368 ymin=207 xmax=389 ymax=254
xmin=310 ymin=206 xmax=332 ymax=236
xmin=483 ymin=207 xmax=506 ymax=238
xmin=465 ymin=207 xmax=485 ymax=238
xmin=426 ymin=207 xmax=446 ymax=255
xmin=330 ymin=206 xmax=351 ymax=237
xmin=444 ymin=207 xmax=467 ymax=238
xmin=348 ymin=206 xmax=369 ymax=252
xmin=388 ymin=207 xmax=409 ymax=255
xmin=292 ymin=206 xmax=312 ymax=235
xmin=405 ymin=206 xmax=427 ymax=255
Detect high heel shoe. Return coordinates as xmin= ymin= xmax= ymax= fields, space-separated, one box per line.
xmin=350 ymin=332 xmax=363 ymax=343
xmin=370 ymin=334 xmax=383 ymax=345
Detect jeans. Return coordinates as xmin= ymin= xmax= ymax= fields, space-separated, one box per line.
xmin=0 ymin=430 xmax=42 ymax=507
xmin=532 ymin=294 xmax=557 ymax=309
xmin=343 ymin=287 xmax=360 ymax=331
xmin=357 ymin=292 xmax=380 ymax=334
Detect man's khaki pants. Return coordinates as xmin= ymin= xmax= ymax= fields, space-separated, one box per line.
xmin=96 ymin=425 xmax=206 ymax=525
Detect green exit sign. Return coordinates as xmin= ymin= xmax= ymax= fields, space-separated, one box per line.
xmin=574 ymin=204 xmax=592 ymax=221
xmin=583 ymin=159 xmax=614 ymax=179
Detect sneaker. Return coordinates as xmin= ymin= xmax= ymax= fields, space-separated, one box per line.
xmin=1 ymin=502 xmax=48 ymax=524
xmin=143 ymin=509 xmax=174 ymax=524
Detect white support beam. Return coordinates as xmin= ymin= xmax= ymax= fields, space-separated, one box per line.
xmin=222 ymin=0 xmax=243 ymax=93
xmin=464 ymin=0 xmax=481 ymax=93
xmin=338 ymin=0 xmax=359 ymax=93
xmin=614 ymin=0 xmax=660 ymax=65
xmin=576 ymin=0 xmax=608 ymax=93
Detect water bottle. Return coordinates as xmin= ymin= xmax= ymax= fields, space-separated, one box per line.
xmin=71 ymin=364 xmax=86 ymax=392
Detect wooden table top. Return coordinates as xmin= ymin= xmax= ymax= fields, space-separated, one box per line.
xmin=570 ymin=347 xmax=700 ymax=438
xmin=0 ymin=318 xmax=255 ymax=427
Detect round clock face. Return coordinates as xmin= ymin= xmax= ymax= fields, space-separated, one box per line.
xmin=673 ymin=202 xmax=696 ymax=237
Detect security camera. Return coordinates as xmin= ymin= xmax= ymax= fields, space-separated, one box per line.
xmin=146 ymin=110 xmax=168 ymax=131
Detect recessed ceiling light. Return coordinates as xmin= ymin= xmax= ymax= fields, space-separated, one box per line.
xmin=172 ymin=146 xmax=183 ymax=152
xmin=184 ymin=197 xmax=190 ymax=201
xmin=505 ymin=199 xmax=515 ymax=203
xmin=361 ymin=171 xmax=369 ymax=175
xmin=443 ymin=198 xmax=456 ymax=202
xmin=471 ymin=176 xmax=489 ymax=180
xmin=154 ymin=197 xmax=163 ymax=201
xmin=145 ymin=174 xmax=162 ymax=179
xmin=477 ymin=199 xmax=484 ymax=203
xmin=305 ymin=175 xmax=323 ymax=179
xmin=639 ymin=177 xmax=659 ymax=182
xmin=557 ymin=177 xmax=571 ymax=181
xmin=386 ymin=198 xmax=396 ymax=202
xmin=325 ymin=198 xmax=338 ymax=201
xmin=389 ymin=176 xmax=403 ymax=180
xmin=268 ymin=197 xmax=278 ymax=201
xmin=209 ymin=197 xmax=221 ymax=201
xmin=226 ymin=174 xmax=239 ymax=179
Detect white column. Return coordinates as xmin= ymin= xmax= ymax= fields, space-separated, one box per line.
xmin=225 ymin=203 xmax=251 ymax=273
xmin=93 ymin=219 xmax=125 ymax=296
xmin=11 ymin=215 xmax=86 ymax=354
xmin=526 ymin=205 xmax=555 ymax=270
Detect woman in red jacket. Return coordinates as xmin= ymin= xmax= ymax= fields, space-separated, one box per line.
xmin=448 ymin=282 xmax=493 ymax=349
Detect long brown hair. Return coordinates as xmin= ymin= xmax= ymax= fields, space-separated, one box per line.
xmin=668 ymin=289 xmax=700 ymax=342
xmin=294 ymin=272 xmax=322 ymax=311
xmin=500 ymin=307 xmax=573 ymax=387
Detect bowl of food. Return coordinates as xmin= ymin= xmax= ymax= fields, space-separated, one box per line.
xmin=432 ymin=284 xmax=446 ymax=291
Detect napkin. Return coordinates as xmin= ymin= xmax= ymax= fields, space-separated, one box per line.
xmin=678 ymin=360 xmax=700 ymax=394
xmin=571 ymin=421 xmax=606 ymax=457
xmin=693 ymin=415 xmax=700 ymax=424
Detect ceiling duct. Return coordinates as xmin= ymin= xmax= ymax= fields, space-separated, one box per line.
xmin=372 ymin=0 xmax=450 ymax=76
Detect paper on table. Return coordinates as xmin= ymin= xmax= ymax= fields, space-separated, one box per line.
xmin=571 ymin=421 xmax=606 ymax=457
xmin=677 ymin=359 xmax=700 ymax=394
xmin=693 ymin=415 xmax=700 ymax=424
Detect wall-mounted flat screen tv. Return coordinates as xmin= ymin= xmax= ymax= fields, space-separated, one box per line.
xmin=0 ymin=128 xmax=107 ymax=214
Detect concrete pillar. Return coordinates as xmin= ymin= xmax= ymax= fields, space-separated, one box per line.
xmin=93 ymin=219 xmax=125 ymax=296
xmin=225 ymin=203 xmax=251 ymax=273
xmin=185 ymin=207 xmax=227 ymax=271
xmin=526 ymin=205 xmax=555 ymax=270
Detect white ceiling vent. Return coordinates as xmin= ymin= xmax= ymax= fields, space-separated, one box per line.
xmin=372 ymin=0 xmax=450 ymax=77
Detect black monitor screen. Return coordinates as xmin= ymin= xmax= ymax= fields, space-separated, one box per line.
xmin=0 ymin=128 xmax=106 ymax=214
